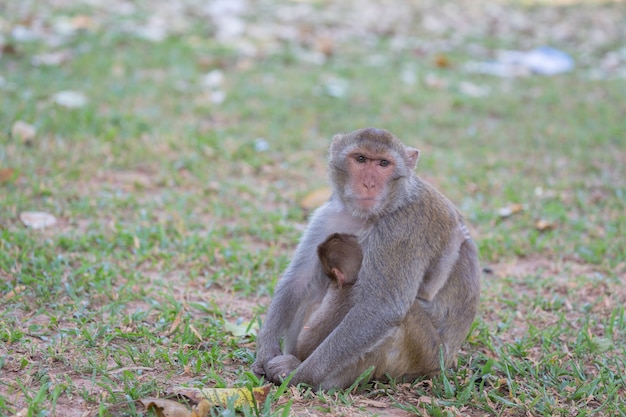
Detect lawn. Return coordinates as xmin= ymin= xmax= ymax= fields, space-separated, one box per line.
xmin=1 ymin=0 xmax=625 ymax=416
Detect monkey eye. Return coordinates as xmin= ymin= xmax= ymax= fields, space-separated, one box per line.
xmin=380 ymin=159 xmax=390 ymax=167
xmin=355 ymin=155 xmax=366 ymax=163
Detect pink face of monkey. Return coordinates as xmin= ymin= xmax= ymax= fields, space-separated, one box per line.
xmin=345 ymin=150 xmax=397 ymax=211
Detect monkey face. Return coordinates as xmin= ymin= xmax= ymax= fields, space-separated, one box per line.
xmin=345 ymin=151 xmax=396 ymax=210
xmin=329 ymin=128 xmax=420 ymax=218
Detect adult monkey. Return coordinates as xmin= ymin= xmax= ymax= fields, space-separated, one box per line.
xmin=253 ymin=128 xmax=480 ymax=390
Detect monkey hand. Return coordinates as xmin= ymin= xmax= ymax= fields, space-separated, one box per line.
xmin=264 ymin=354 xmax=302 ymax=385
xmin=252 ymin=361 xmax=266 ymax=378
xmin=252 ymin=340 xmax=283 ymax=378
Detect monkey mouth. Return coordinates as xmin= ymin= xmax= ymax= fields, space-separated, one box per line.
xmin=355 ymin=198 xmax=379 ymax=209
xmin=343 ymin=191 xmax=382 ymax=212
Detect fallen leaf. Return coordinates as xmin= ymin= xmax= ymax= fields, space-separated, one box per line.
xmin=589 ymin=337 xmax=612 ymax=353
xmin=177 ymin=385 xmax=271 ymax=409
xmin=224 ymin=319 xmax=258 ymax=337
xmin=166 ymin=309 xmax=184 ymax=336
xmin=417 ymin=395 xmax=433 ymax=404
xmin=435 ymin=54 xmax=451 ymax=68
xmin=0 ymin=168 xmax=16 ymax=184
xmin=3 ymin=285 xmax=26 ymax=301
xmin=11 ymin=120 xmax=36 ymax=142
xmin=300 ymin=187 xmax=331 ymax=210
xmin=2 ymin=44 xmax=18 ymax=55
xmin=497 ymin=203 xmax=524 ymax=218
xmin=289 ymin=385 xmax=302 ymax=400
xmin=71 ymin=15 xmax=95 ymax=30
xmin=359 ymin=398 xmax=389 ymax=408
xmin=19 ymin=211 xmax=57 ymax=229
xmin=189 ymin=324 xmax=203 ymax=341
xmin=190 ymin=401 xmax=211 ymax=417
xmin=138 ymin=398 xmax=190 ymax=417
xmin=314 ymin=36 xmax=334 ymax=57
xmin=535 ymin=219 xmax=556 ymax=232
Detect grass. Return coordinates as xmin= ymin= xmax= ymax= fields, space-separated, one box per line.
xmin=1 ymin=0 xmax=625 ymax=416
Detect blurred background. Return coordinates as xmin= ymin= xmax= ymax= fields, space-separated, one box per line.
xmin=1 ymin=0 xmax=625 ymax=416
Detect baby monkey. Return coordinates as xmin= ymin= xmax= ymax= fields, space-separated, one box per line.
xmin=295 ymin=233 xmax=362 ymax=360
xmin=317 ymin=233 xmax=362 ymax=289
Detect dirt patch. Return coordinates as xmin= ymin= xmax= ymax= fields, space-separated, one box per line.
xmin=487 ymin=255 xmax=625 ymax=309
xmin=140 ymin=269 xmax=270 ymax=320
xmin=481 ymin=254 xmax=625 ymax=347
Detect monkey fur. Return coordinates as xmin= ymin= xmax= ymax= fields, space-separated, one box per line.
xmin=253 ymin=128 xmax=480 ymax=390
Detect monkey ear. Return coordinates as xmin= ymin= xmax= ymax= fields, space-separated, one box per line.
xmin=330 ymin=134 xmax=344 ymax=155
xmin=406 ymin=147 xmax=420 ymax=170
xmin=332 ymin=268 xmax=346 ymax=288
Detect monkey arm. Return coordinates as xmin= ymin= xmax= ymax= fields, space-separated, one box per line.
xmin=287 ymin=300 xmax=410 ymax=389
xmin=254 ymin=248 xmax=322 ymax=374
xmin=254 ymin=202 xmax=343 ymax=375
xmin=288 ymin=232 xmax=429 ymax=389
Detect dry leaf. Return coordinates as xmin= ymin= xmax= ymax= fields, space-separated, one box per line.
xmin=289 ymin=385 xmax=302 ymax=400
xmin=314 ymin=36 xmax=334 ymax=57
xmin=359 ymin=398 xmax=388 ymax=408
xmin=19 ymin=211 xmax=57 ymax=229
xmin=2 ymin=44 xmax=18 ymax=55
xmin=189 ymin=324 xmax=203 ymax=341
xmin=0 ymin=168 xmax=16 ymax=184
xmin=435 ymin=54 xmax=451 ymax=68
xmin=190 ymin=401 xmax=211 ymax=417
xmin=138 ymin=398 xmax=190 ymax=417
xmin=3 ymin=285 xmax=26 ymax=301
xmin=300 ymin=187 xmax=331 ymax=210
xmin=224 ymin=319 xmax=258 ymax=337
xmin=417 ymin=395 xmax=433 ymax=404
xmin=11 ymin=120 xmax=36 ymax=142
xmin=166 ymin=309 xmax=184 ymax=336
xmin=176 ymin=385 xmax=271 ymax=409
xmin=71 ymin=15 xmax=95 ymax=30
xmin=497 ymin=203 xmax=524 ymax=218
xmin=535 ymin=219 xmax=556 ymax=232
